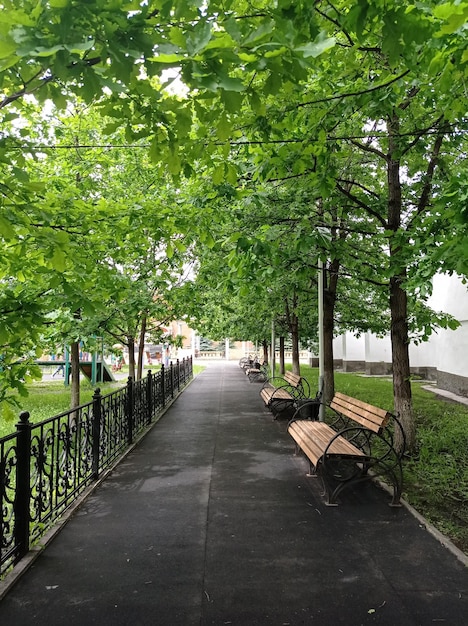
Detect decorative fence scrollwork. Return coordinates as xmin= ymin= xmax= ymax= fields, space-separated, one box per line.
xmin=0 ymin=358 xmax=192 ymax=578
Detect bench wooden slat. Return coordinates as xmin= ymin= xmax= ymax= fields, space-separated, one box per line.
xmin=289 ymin=421 xmax=367 ymax=462
xmin=287 ymin=392 xmax=402 ymax=506
xmin=334 ymin=392 xmax=388 ymax=417
xmin=283 ymin=371 xmax=302 ymax=387
xmin=263 ymin=388 xmax=293 ymax=401
xmin=330 ymin=393 xmax=390 ymax=433
xmin=260 ymin=371 xmax=309 ymax=419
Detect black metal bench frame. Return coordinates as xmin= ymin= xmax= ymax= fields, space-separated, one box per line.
xmin=287 ymin=392 xmax=405 ymax=506
xmin=245 ymin=360 xmax=268 ymax=383
xmin=260 ymin=371 xmax=311 ymax=419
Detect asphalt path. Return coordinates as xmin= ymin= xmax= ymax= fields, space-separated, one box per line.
xmin=1 ymin=361 xmax=467 ymax=625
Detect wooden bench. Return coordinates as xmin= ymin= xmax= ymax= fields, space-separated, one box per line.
xmin=260 ymin=371 xmax=310 ymax=419
xmin=245 ymin=360 xmax=268 ymax=383
xmin=287 ymin=392 xmax=405 ymax=506
xmin=239 ymin=354 xmax=258 ymax=371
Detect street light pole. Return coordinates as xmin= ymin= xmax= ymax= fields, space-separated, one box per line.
xmin=318 ymin=258 xmax=325 ymax=421
xmin=271 ymin=319 xmax=276 ymax=377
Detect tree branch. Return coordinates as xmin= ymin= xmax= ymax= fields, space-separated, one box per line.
xmin=349 ymin=138 xmax=387 ymax=161
xmin=335 ymin=182 xmax=388 ymax=228
xmin=400 ymin=115 xmax=444 ymax=157
xmin=288 ymin=69 xmax=411 ymax=111
xmin=414 ymin=123 xmax=448 ymax=218
xmin=336 ymin=178 xmax=381 ymax=200
xmin=315 ymin=3 xmax=354 ymax=47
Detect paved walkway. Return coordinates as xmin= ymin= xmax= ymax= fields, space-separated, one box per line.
xmin=1 ymin=362 xmax=467 ymax=625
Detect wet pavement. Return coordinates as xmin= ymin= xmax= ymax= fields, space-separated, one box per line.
xmin=0 ymin=361 xmax=467 ymax=625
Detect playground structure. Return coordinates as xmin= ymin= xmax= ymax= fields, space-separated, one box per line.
xmin=37 ymin=339 xmax=115 ymax=385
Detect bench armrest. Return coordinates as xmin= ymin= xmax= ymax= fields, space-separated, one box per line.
xmin=322 ymin=424 xmax=400 ymax=466
xmin=299 ymin=377 xmax=311 ymax=398
xmin=326 ymin=407 xmax=406 ymax=460
xmin=321 ymin=425 xmax=403 ymax=502
xmin=289 ymin=397 xmax=321 ymax=422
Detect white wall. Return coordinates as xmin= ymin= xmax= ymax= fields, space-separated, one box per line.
xmin=429 ymin=274 xmax=468 ymax=378
xmin=333 ymin=336 xmax=343 ymax=360
xmin=332 ymin=273 xmax=468 ymax=393
xmin=409 ymin=338 xmax=435 ymax=368
xmin=342 ymin=332 xmax=365 ymax=361
xmin=365 ymin=332 xmax=391 ymax=363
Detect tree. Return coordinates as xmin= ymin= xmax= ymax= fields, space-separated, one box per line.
xmin=2 ymin=0 xmax=468 ymax=449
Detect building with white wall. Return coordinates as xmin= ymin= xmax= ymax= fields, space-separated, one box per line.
xmin=332 ymin=273 xmax=468 ymax=396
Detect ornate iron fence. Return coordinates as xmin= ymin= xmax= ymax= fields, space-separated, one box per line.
xmin=0 ymin=358 xmax=192 ymax=578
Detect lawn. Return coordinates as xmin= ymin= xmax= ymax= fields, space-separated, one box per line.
xmin=0 ymin=364 xmax=206 ymax=438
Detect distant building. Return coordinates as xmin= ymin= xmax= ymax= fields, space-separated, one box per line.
xmin=328 ymin=274 xmax=468 ymax=397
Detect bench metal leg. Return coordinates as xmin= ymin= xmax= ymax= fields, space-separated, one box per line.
xmin=306 ymin=460 xmax=318 ymax=478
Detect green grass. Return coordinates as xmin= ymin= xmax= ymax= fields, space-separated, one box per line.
xmin=0 ymin=378 xmax=122 ymax=438
xmin=0 ymin=364 xmax=205 ymax=439
xmin=297 ymin=365 xmax=468 ymax=555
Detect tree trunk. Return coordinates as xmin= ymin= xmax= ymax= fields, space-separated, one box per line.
xmin=323 ymin=259 xmax=340 ymax=403
xmin=389 ymin=276 xmax=415 ymax=453
xmin=262 ymin=339 xmax=269 ymax=365
xmin=290 ymin=316 xmax=300 ymax=375
xmin=127 ymin=335 xmax=136 ymax=380
xmin=279 ymin=336 xmax=285 ymax=375
xmin=70 ymin=341 xmax=80 ymax=410
xmin=387 ymin=113 xmax=415 ymax=454
xmin=137 ymin=315 xmax=147 ymax=381
xmin=285 ymin=295 xmax=300 ymax=375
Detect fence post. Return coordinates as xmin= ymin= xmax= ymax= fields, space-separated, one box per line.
xmin=92 ymin=388 xmax=102 ymax=479
xmin=170 ymin=362 xmax=174 ymax=399
xmin=160 ymin=364 xmax=166 ymax=407
xmin=176 ymin=359 xmax=180 ymax=392
xmin=146 ymin=370 xmax=153 ymax=425
xmin=14 ymin=411 xmax=31 ymax=561
xmin=126 ymin=376 xmax=134 ymax=445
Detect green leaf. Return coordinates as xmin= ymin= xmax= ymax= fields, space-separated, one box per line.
xmin=264 ymin=71 xmax=282 ymax=95
xmin=345 ymin=0 xmax=369 ymax=40
xmin=34 ymin=44 xmax=65 ymax=58
xmin=213 ymin=164 xmax=225 ymax=185
xmin=249 ymin=92 xmax=266 ymax=116
xmin=167 ymin=146 xmax=181 ymax=175
xmin=243 ymin=19 xmax=275 ymax=45
xmin=64 ymin=40 xmax=96 ymax=54
xmin=0 ymin=216 xmax=15 ymax=239
xmin=296 ymin=37 xmax=335 ymax=58
xmin=51 ymin=248 xmax=67 ymax=272
xmin=226 ymin=164 xmax=237 ymax=186
xmin=217 ymin=75 xmax=246 ymax=92
xmin=0 ymin=37 xmax=17 ymax=59
xmin=264 ymin=45 xmax=288 ymax=59
xmin=149 ymin=53 xmax=182 ymax=63
xmin=216 ymin=114 xmax=231 ymax=141
xmin=186 ymin=20 xmax=212 ymax=56
xmin=221 ymin=90 xmax=244 ymax=113
xmin=174 ymin=239 xmax=187 ymax=253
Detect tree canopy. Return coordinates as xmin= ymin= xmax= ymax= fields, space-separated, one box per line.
xmin=1 ymin=1 xmax=468 ymax=448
